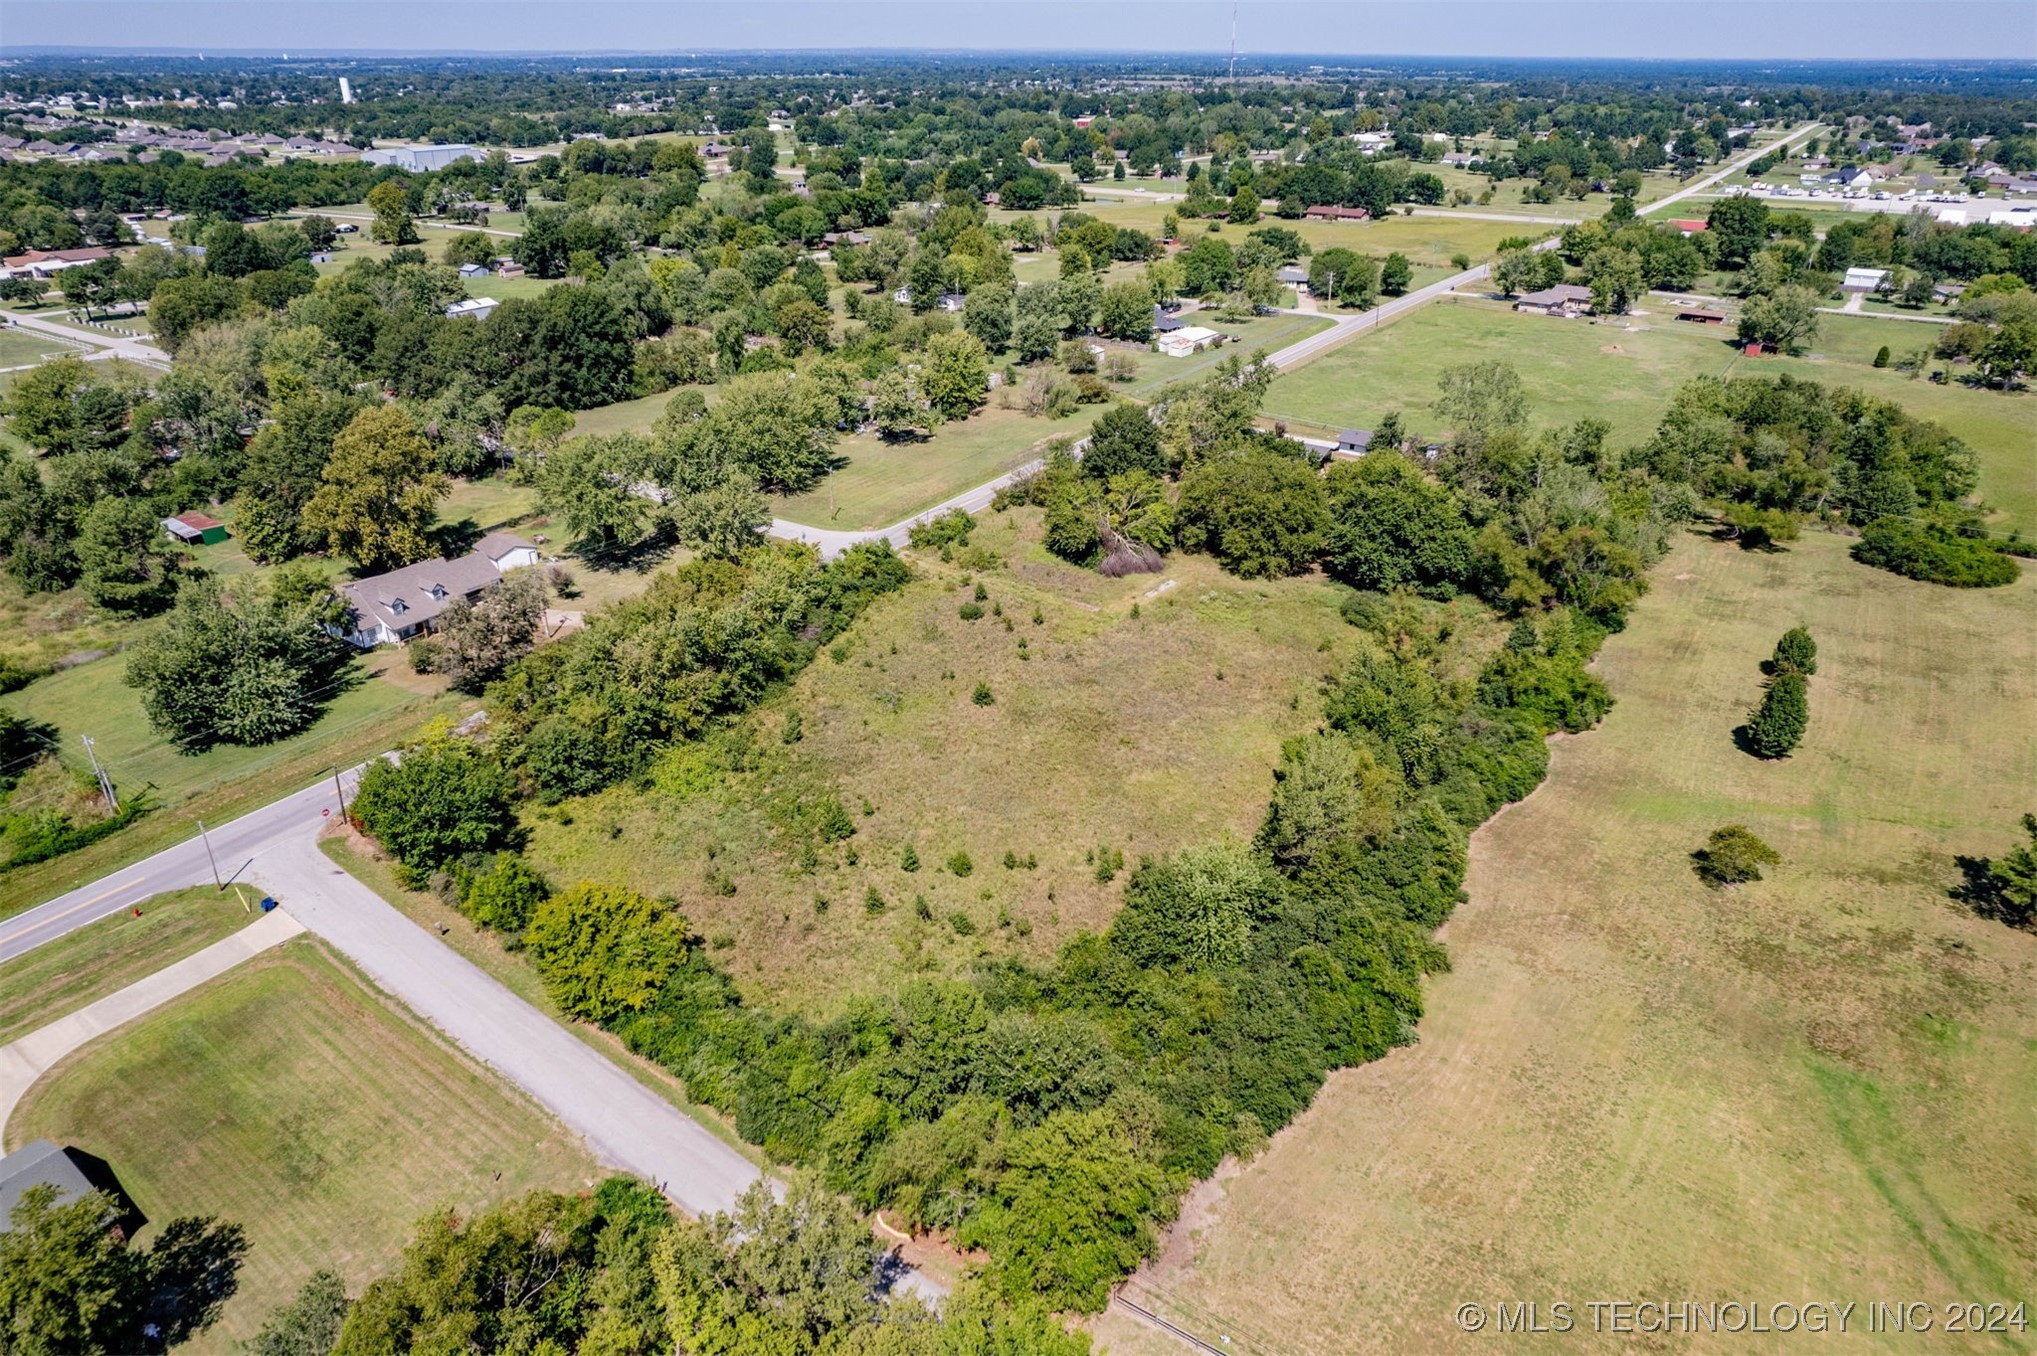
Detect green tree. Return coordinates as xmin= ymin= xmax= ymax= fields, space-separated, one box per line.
xmin=1307 ymin=247 xmax=1373 ymax=308
xmin=681 ymin=370 xmax=843 ymax=493
xmin=671 ymin=466 xmax=770 ymax=561
xmin=1584 ymin=246 xmax=1645 ymax=315
xmin=1379 ymin=251 xmax=1413 ymax=296
xmin=0 ymin=1184 xmax=247 ymax=1355
xmin=124 ymin=578 xmax=341 ymax=751
xmin=1082 ymin=403 xmax=1165 ymax=480
xmin=2 ymin=356 xmax=129 ymax=456
xmin=1257 ymin=732 xmax=1397 ymax=867
xmin=1705 ymin=195 xmax=1770 ymax=268
xmin=1772 ymin=625 xmax=1817 ymax=676
xmin=300 ymin=406 xmax=447 ymax=573
xmin=1693 ymin=824 xmax=1781 ymax=886
xmin=236 ymin=391 xmax=373 ymax=563
xmin=1321 ymin=453 xmax=1474 ymax=592
xmin=1742 ymin=670 xmax=1809 ymax=758
xmin=1958 ymin=814 xmax=2037 ymax=930
xmin=1112 ymin=840 xmax=1281 ymax=970
xmin=248 ymin=1270 xmax=351 ymax=1356
xmin=458 ymin=854 xmax=550 ymax=933
xmin=76 ymin=498 xmax=182 ymax=616
xmin=0 ymin=1186 xmax=138 ymax=1353
xmin=432 ymin=571 xmax=548 ymax=693
xmin=920 ymin=330 xmax=989 ymax=420
xmin=654 ymin=1174 xmax=881 ymax=1352
xmin=961 ymin=1108 xmax=1169 ymax=1312
xmin=531 ymin=432 xmax=656 ymax=552
xmin=1434 ymin=360 xmax=1528 ymax=451
xmin=527 ymin=883 xmax=691 ymax=1023
xmin=1175 ymin=448 xmax=1329 ymax=578
xmin=1178 ymin=235 xmax=1237 ymax=296
xmin=366 ymin=180 xmax=417 ymax=245
xmin=1096 ymin=280 xmax=1154 ymax=341
xmin=351 ymin=725 xmax=517 ymax=883
xmin=868 ymin=366 xmax=936 ymax=441
xmin=1736 ymin=285 xmax=1820 ymax=355
xmin=1228 ymin=184 xmax=1261 ymax=224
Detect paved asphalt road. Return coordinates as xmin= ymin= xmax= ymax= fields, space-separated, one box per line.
xmin=0 ymin=766 xmax=765 ymax=1220
xmin=3 ymin=310 xmax=172 ymax=366
xmin=771 ymin=124 xmax=1820 ymax=559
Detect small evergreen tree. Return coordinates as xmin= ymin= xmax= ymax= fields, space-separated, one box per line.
xmin=1771 ymin=625 xmax=1817 ymax=675
xmin=1743 ymin=671 xmax=1809 ymax=758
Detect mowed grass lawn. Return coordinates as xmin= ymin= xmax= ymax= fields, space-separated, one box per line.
xmin=2 ymin=654 xmax=441 ymax=819
xmin=0 ymin=657 xmax=461 ymax=917
xmin=9 ymin=940 xmax=597 ymax=1353
xmin=1078 ymin=201 xmax=1545 ymax=271
xmin=524 ymin=519 xmax=1387 ymax=1016
xmin=1267 ymin=299 xmax=2037 ymax=535
xmin=773 ymin=404 xmax=1106 ymax=530
xmin=0 ymin=887 xmax=255 ymax=1045
xmin=1093 ymin=529 xmax=2037 ymax=1356
xmin=0 ymin=329 xmax=63 ymax=367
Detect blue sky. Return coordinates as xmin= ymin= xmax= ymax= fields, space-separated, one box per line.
xmin=4 ymin=0 xmax=2034 ymax=61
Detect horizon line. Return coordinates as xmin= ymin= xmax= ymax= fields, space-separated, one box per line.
xmin=6 ymin=46 xmax=2035 ymax=65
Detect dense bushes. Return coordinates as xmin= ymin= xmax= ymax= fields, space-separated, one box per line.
xmin=350 ymin=724 xmax=519 ymax=885
xmin=356 ymin=572 xmax=1611 ymax=1311
xmin=488 ymin=542 xmax=911 ymax=797
xmin=322 ymin=1174 xmax=1088 ymax=1356
xmin=1851 ymin=517 xmax=2021 ymax=588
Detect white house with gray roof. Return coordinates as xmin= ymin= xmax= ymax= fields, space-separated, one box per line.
xmin=335 ymin=534 xmax=537 ymax=648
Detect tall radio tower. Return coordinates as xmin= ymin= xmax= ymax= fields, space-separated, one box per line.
xmin=1228 ymin=2 xmax=1238 ymax=80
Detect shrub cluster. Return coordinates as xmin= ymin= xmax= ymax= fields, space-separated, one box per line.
xmin=1851 ymin=517 xmax=2021 ymax=588
xmin=356 ymin=592 xmax=1612 ymax=1312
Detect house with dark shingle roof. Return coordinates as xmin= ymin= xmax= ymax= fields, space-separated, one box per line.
xmin=336 ymin=535 xmax=537 ymax=647
xmin=0 ymin=1141 xmax=98 ymax=1232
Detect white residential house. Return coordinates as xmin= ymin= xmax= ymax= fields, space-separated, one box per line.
xmin=1841 ymin=267 xmax=1890 ymax=293
xmin=476 ymin=531 xmax=541 ymax=573
xmin=334 ymin=534 xmax=538 ymax=648
xmin=1156 ymin=325 xmax=1223 ymax=357
xmin=445 ymin=296 xmax=499 ymax=321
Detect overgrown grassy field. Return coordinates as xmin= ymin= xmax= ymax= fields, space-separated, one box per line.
xmin=9 ymin=939 xmax=597 ymax=1353
xmin=1093 ymin=529 xmax=2037 ymax=1356
xmin=522 ymin=516 xmax=1371 ymax=1016
xmin=1074 ymin=202 xmax=1544 ymax=271
xmin=1266 ymin=299 xmax=2037 ymax=535
xmin=0 ymin=886 xmax=255 ymax=1044
xmin=774 ymin=404 xmax=1107 ymax=530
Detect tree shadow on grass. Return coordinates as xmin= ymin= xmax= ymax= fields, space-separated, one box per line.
xmin=1951 ymin=854 xmax=2033 ymax=930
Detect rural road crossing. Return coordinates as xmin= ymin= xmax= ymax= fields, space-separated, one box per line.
xmin=770 ymin=123 xmax=1823 ymax=557
xmin=0 ymin=908 xmax=305 ymax=1140
xmin=0 ymin=768 xmax=764 ymax=1219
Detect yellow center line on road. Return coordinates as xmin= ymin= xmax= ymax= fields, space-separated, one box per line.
xmin=9 ymin=877 xmax=151 ymax=935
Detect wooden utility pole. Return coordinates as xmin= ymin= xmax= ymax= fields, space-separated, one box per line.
xmin=197 ymin=819 xmax=222 ymax=890
xmin=81 ymin=735 xmax=117 ymax=813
